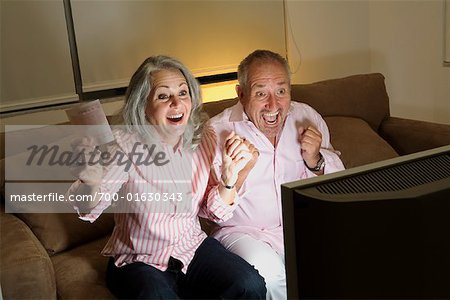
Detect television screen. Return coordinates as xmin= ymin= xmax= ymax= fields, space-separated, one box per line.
xmin=281 ymin=145 xmax=450 ymax=299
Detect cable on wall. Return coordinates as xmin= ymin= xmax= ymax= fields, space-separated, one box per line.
xmin=283 ymin=0 xmax=302 ymax=75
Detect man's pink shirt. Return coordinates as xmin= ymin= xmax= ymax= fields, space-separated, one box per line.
xmin=206 ymin=101 xmax=345 ymax=255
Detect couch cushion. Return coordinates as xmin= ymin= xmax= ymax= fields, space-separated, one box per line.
xmin=1 ymin=212 xmax=57 ymax=299
xmin=52 ymin=236 xmax=114 ymax=299
xmin=325 ymin=116 xmax=398 ymax=169
xmin=291 ymin=73 xmax=390 ymax=131
xmin=16 ymin=212 xmax=114 ymax=255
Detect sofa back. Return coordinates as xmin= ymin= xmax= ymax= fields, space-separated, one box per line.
xmin=290 ymin=73 xmax=390 ymax=131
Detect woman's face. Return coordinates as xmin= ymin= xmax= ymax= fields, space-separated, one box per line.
xmin=145 ymin=68 xmax=192 ymax=145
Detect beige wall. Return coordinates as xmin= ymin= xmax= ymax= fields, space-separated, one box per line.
xmin=286 ymin=0 xmax=371 ymax=83
xmin=287 ymin=0 xmax=449 ymax=125
xmin=369 ymin=0 xmax=450 ymax=125
xmin=2 ymin=0 xmax=449 ymax=126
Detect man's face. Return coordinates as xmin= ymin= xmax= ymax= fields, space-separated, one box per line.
xmin=238 ymin=61 xmax=291 ymax=141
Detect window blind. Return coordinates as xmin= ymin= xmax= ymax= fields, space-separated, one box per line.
xmin=71 ymin=0 xmax=286 ymax=92
xmin=1 ymin=0 xmax=78 ymax=113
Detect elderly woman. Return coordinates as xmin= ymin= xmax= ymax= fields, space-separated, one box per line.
xmin=68 ymin=56 xmax=265 ymax=299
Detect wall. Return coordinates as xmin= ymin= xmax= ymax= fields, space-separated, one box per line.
xmin=285 ymin=0 xmax=371 ymax=83
xmin=2 ymin=0 xmax=449 ymax=126
xmin=286 ymin=0 xmax=449 ymax=125
xmin=369 ymin=0 xmax=450 ymax=125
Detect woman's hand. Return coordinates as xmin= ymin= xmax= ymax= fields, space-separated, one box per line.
xmin=221 ymin=131 xmax=252 ymax=188
xmin=242 ymin=138 xmax=259 ymax=171
xmin=70 ymin=137 xmax=104 ymax=186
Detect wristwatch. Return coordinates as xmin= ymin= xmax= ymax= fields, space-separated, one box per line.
xmin=220 ymin=175 xmax=235 ymax=190
xmin=304 ymin=153 xmax=325 ymax=172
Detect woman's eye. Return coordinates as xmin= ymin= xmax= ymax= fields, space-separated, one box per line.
xmin=179 ymin=90 xmax=188 ymax=97
xmin=157 ymin=94 xmax=169 ymax=100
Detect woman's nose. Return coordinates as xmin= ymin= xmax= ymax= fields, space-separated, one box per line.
xmin=170 ymin=96 xmax=181 ymax=107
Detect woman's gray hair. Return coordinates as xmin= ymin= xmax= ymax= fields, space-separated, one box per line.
xmin=117 ymin=55 xmax=205 ymax=149
xmin=237 ymin=50 xmax=291 ymax=91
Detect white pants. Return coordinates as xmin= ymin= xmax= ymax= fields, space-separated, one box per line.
xmin=219 ymin=233 xmax=287 ymax=300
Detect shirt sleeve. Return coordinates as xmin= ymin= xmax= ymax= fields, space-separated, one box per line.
xmin=197 ymin=124 xmax=238 ymax=223
xmin=321 ymin=148 xmax=345 ymax=174
xmin=66 ymin=134 xmax=129 ymax=222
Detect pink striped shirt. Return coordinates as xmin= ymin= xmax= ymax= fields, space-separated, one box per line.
xmin=68 ymin=127 xmax=235 ymax=273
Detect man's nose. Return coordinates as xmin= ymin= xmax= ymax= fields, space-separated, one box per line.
xmin=266 ymin=94 xmax=277 ymax=110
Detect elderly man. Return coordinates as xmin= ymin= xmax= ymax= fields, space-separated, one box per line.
xmin=205 ymin=49 xmax=345 ymax=299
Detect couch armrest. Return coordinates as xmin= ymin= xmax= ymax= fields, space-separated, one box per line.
xmin=379 ymin=117 xmax=450 ymax=155
xmin=1 ymin=212 xmax=57 ymax=299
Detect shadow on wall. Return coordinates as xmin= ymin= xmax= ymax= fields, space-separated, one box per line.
xmin=370 ymin=50 xmax=450 ymax=125
xmin=290 ymin=50 xmax=372 ymax=84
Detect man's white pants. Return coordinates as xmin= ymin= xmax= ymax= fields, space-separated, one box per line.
xmin=219 ymin=233 xmax=287 ymax=300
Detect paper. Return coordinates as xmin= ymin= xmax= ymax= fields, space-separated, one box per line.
xmin=65 ymin=99 xmax=115 ymax=145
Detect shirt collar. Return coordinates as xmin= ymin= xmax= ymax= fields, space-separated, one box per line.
xmin=154 ymin=137 xmax=184 ymax=158
xmin=229 ymin=101 xmax=249 ymax=122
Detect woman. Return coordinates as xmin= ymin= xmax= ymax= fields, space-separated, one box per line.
xmin=68 ymin=56 xmax=266 ymax=299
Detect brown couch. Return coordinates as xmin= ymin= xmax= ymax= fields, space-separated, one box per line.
xmin=1 ymin=73 xmax=450 ymax=299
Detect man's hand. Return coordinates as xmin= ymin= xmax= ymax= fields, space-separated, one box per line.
xmin=298 ymin=126 xmax=322 ymax=168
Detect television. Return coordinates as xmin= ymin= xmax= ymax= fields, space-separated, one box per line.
xmin=281 ymin=145 xmax=450 ymax=299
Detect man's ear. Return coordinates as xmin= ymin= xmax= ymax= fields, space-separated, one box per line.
xmin=236 ymin=84 xmax=244 ymax=100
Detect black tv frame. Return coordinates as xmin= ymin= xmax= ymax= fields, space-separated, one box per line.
xmin=282 ymin=145 xmax=450 ymax=299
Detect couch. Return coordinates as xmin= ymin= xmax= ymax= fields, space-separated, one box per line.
xmin=1 ymin=73 xmax=450 ymax=299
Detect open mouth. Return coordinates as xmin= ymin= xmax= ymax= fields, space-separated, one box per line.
xmin=262 ymin=111 xmax=279 ymax=125
xmin=166 ymin=113 xmax=184 ymax=124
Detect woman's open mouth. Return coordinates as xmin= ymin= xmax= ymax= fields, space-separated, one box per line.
xmin=166 ymin=113 xmax=184 ymax=124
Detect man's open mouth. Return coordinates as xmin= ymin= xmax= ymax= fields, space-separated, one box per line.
xmin=262 ymin=111 xmax=279 ymax=125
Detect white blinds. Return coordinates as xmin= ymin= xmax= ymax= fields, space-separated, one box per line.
xmin=1 ymin=0 xmax=78 ymax=112
xmin=1 ymin=0 xmax=285 ymax=113
xmin=71 ymin=0 xmax=286 ymax=92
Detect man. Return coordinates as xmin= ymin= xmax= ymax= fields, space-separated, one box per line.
xmin=205 ymin=50 xmax=345 ymax=299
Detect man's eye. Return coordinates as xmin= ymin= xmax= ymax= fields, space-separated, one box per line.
xmin=256 ymin=91 xmax=266 ymax=97
xmin=277 ymin=88 xmax=286 ymax=95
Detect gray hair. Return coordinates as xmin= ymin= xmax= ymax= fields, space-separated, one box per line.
xmin=117 ymin=55 xmax=205 ymax=149
xmin=237 ymin=50 xmax=291 ymax=91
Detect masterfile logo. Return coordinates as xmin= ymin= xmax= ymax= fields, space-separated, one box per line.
xmin=4 ymin=125 xmax=193 ymax=214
